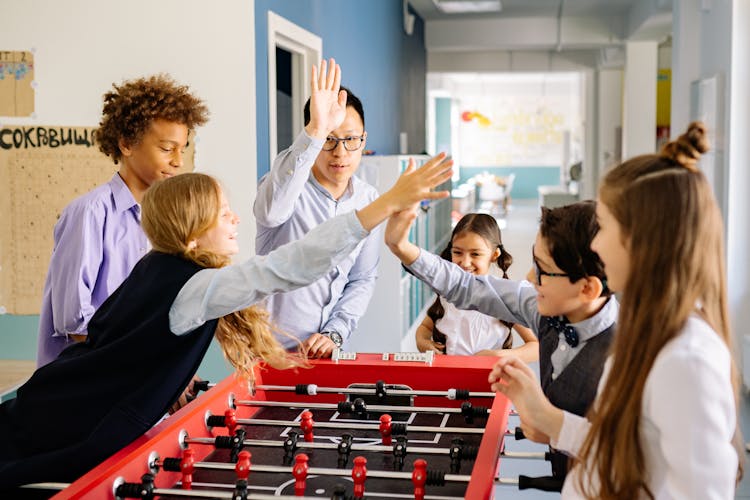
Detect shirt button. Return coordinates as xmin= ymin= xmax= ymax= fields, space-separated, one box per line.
xmin=560 ymin=344 xmax=567 ymax=351
xmin=287 ymin=169 xmax=293 ymax=176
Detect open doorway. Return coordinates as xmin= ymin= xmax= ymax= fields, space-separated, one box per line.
xmin=267 ymin=12 xmax=322 ymax=160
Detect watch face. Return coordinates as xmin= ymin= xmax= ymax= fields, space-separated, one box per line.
xmin=329 ymin=331 xmax=343 ymax=347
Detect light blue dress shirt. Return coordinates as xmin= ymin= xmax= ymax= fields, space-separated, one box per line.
xmin=169 ymin=211 xmax=370 ymax=337
xmin=37 ymin=173 xmax=149 ymax=367
xmin=253 ymin=131 xmax=380 ymax=348
xmin=407 ymin=250 xmax=618 ymax=376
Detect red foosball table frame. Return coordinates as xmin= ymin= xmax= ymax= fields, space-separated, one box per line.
xmin=53 ymin=353 xmax=511 ymax=499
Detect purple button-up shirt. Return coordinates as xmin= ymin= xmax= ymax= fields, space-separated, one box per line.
xmin=36 ymin=173 xmax=149 ymax=366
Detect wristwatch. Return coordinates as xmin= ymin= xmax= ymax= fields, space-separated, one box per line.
xmin=322 ymin=331 xmax=343 ymax=348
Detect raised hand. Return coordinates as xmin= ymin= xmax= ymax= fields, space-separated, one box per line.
xmin=355 ymin=153 xmax=453 ymax=233
xmin=385 ymin=153 xmax=453 ymax=211
xmin=384 ymin=208 xmax=419 ymax=264
xmin=305 ymin=58 xmax=347 ymax=139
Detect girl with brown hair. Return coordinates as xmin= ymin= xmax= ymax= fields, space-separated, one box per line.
xmin=489 ymin=122 xmax=740 ymax=498
xmin=416 ymin=212 xmax=538 ymax=359
xmin=0 ymin=147 xmax=452 ymax=488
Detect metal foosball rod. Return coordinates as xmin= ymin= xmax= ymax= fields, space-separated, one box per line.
xmin=254 ymin=380 xmax=495 ymax=400
xmin=17 ymin=480 xmax=323 ymax=500
xmin=233 ymin=398 xmax=491 ymax=420
xmin=154 ymin=453 xmax=472 ymax=483
xmin=154 ymin=451 xmax=468 ymax=500
xmin=184 ymin=434 xmax=467 ymax=458
xmin=495 ymin=474 xmax=564 ymax=492
xmin=207 ymin=409 xmax=486 ymax=437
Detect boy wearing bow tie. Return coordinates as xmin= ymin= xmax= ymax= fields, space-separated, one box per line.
xmin=384 ymin=200 xmax=616 ymax=481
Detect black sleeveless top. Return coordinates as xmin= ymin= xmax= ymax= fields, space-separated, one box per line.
xmin=0 ymin=252 xmax=218 ymax=486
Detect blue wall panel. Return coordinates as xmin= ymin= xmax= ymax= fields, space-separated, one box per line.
xmin=255 ymin=0 xmax=425 ymax=177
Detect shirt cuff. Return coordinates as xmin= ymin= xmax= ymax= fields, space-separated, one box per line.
xmin=549 ymin=410 xmax=589 ymax=458
xmin=290 ymin=130 xmax=325 ymax=161
xmin=405 ymin=248 xmax=433 ymax=277
xmin=344 ymin=210 xmax=370 ymax=239
xmin=322 ymin=318 xmax=349 ymax=340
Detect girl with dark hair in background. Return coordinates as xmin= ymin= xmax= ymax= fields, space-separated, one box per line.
xmin=416 ymin=213 xmax=538 ymax=360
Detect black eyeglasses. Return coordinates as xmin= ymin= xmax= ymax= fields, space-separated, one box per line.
xmin=532 ymin=246 xmax=569 ymax=286
xmin=322 ymin=135 xmax=365 ymax=151
xmin=533 ymin=260 xmax=569 ymax=286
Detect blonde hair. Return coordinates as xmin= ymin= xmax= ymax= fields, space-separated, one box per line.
xmin=576 ymin=122 xmax=741 ymax=498
xmin=141 ymin=173 xmax=305 ymax=382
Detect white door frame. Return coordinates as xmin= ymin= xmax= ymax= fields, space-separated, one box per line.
xmin=267 ymin=11 xmax=322 ymax=162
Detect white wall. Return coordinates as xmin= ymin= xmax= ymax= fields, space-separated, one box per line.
xmin=597 ymin=68 xmax=624 ymax=176
xmin=671 ymin=0 xmax=750 ymax=386
xmin=622 ymin=41 xmax=658 ymax=157
xmin=728 ymin=1 xmax=750 ymax=387
xmin=0 ymin=0 xmax=258 ymax=261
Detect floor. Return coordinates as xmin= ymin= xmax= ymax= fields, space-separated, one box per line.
xmin=491 ymin=198 xmax=750 ymax=498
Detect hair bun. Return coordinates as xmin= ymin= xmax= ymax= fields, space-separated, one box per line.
xmin=660 ymin=121 xmax=710 ymax=169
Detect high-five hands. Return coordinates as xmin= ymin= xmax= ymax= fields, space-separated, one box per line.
xmin=355 ymin=153 xmax=453 ymax=233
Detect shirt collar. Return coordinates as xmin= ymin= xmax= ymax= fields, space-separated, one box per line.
xmin=109 ymin=172 xmax=140 ymax=216
xmin=567 ymin=295 xmax=619 ymax=343
xmin=308 ymin=172 xmax=355 ymax=202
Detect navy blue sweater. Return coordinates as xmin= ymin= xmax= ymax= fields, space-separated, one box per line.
xmin=0 ymin=252 xmax=218 ymax=486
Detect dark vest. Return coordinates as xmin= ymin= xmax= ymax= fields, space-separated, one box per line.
xmin=538 ymin=316 xmax=615 ymax=478
xmin=0 ymin=252 xmax=218 ymax=486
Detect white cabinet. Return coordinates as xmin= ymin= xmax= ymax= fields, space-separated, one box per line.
xmin=348 ymin=155 xmax=452 ymax=353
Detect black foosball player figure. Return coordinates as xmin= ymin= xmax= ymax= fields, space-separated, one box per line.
xmin=0 ymin=62 xmax=455 ymax=491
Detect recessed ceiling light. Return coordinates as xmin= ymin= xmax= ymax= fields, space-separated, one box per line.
xmin=433 ymin=0 xmax=502 ymax=14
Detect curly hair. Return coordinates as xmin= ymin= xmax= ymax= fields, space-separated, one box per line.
xmin=95 ymin=74 xmax=209 ymax=164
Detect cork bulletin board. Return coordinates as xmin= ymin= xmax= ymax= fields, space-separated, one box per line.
xmin=0 ymin=51 xmax=35 ymax=117
xmin=0 ymin=125 xmax=195 ymax=314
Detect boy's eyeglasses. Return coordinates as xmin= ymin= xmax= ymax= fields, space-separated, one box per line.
xmin=322 ymin=135 xmax=365 ymax=151
xmin=532 ymin=257 xmax=569 ymax=286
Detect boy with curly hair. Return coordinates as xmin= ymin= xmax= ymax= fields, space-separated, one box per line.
xmin=36 ymin=74 xmax=209 ymax=367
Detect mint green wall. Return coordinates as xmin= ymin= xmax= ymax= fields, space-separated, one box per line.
xmin=0 ymin=315 xmax=38 ymax=359
xmin=458 ymin=166 xmax=561 ymax=199
xmin=435 ymin=97 xmax=452 ymax=155
xmin=0 ymin=315 xmax=232 ymax=383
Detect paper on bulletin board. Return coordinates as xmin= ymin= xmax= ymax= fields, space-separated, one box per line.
xmin=0 ymin=125 xmax=195 ymax=315
xmin=0 ymin=51 xmax=35 ymax=117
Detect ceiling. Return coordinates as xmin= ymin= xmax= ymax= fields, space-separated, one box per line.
xmin=407 ymin=0 xmax=673 ymax=55
xmin=409 ymin=0 xmax=638 ymax=20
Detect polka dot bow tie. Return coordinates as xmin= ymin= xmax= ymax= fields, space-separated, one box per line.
xmin=547 ymin=316 xmax=579 ymax=348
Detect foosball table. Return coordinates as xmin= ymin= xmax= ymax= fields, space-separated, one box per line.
xmin=37 ymin=353 xmax=555 ymax=499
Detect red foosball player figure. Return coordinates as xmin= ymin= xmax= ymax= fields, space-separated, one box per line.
xmin=352 ymin=456 xmax=367 ymax=498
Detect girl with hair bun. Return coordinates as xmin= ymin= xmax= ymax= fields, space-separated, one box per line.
xmin=416 ymin=212 xmax=538 ymax=360
xmin=490 ymin=122 xmax=742 ymax=499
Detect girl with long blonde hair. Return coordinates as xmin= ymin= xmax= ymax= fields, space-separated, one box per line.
xmin=489 ymin=122 xmax=740 ymax=498
xmin=0 ymin=151 xmax=453 ymax=489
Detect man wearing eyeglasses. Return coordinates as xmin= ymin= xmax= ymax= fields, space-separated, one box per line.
xmin=254 ymin=60 xmax=378 ymax=358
